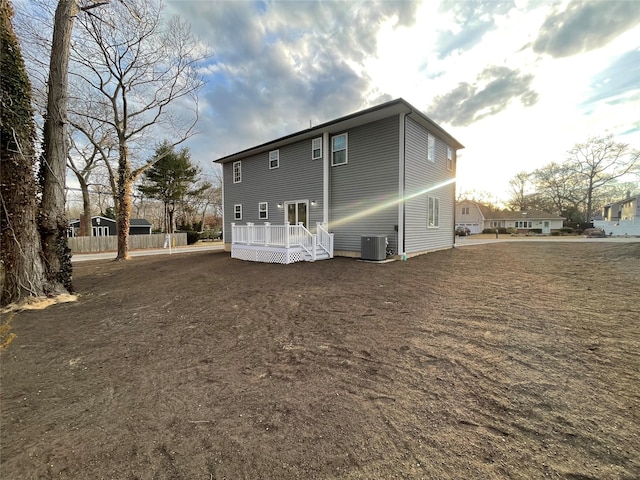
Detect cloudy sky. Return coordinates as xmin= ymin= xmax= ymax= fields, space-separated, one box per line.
xmin=164 ymin=0 xmax=640 ymax=203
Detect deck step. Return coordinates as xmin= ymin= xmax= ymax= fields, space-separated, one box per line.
xmin=303 ymin=248 xmax=331 ymax=262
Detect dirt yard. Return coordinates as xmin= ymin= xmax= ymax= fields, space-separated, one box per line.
xmin=1 ymin=242 xmax=639 ymax=479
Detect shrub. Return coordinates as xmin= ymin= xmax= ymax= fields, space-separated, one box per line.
xmin=550 ymin=231 xmax=561 ymax=236
xmin=560 ymin=227 xmax=573 ymax=234
xmin=529 ymin=228 xmax=542 ymax=234
xmin=574 ymin=229 xmax=583 ymax=235
xmin=185 ymin=230 xmax=200 ymax=245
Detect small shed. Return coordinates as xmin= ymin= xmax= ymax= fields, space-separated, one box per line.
xmin=68 ymin=216 xmax=152 ymax=237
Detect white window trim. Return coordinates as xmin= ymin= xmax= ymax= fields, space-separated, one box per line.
xmin=233 ymin=161 xmax=242 ymax=183
xmin=234 ymin=204 xmax=242 ymax=220
xmin=427 ymin=196 xmax=440 ymax=228
xmin=331 ymin=133 xmax=348 ymax=166
xmin=92 ymin=226 xmax=109 ymax=237
xmin=312 ymin=137 xmax=322 ymax=160
xmin=269 ymin=150 xmax=279 ymax=169
xmin=447 ymin=147 xmax=454 ymax=171
xmin=427 ymin=134 xmax=435 ymax=163
xmin=258 ymin=202 xmax=268 ymax=220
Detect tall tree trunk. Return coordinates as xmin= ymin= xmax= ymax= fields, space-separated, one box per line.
xmin=1 ymin=0 xmax=64 ymax=306
xmin=586 ymin=176 xmax=594 ymax=222
xmin=116 ymin=143 xmax=131 ymax=259
xmin=79 ymin=176 xmax=92 ymax=236
xmin=67 ymin=161 xmax=93 ymax=236
xmin=39 ymin=0 xmax=78 ymax=290
xmin=103 ymin=155 xmax=118 ymax=215
xmin=168 ymin=202 xmax=175 ymax=233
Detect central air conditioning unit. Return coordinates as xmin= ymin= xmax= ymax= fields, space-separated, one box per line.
xmin=361 ymin=235 xmax=388 ymax=261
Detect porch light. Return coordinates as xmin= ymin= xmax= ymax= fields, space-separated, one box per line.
xmin=277 ymin=203 xmax=283 ymax=208
xmin=311 ymin=200 xmax=317 ymax=206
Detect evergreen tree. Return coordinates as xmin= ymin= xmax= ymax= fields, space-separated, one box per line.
xmin=139 ymin=142 xmax=203 ymax=233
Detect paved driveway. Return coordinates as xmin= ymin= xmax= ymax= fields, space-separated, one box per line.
xmin=454 ymin=235 xmax=640 ymax=247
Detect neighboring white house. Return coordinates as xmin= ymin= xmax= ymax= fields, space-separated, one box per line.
xmin=456 ymin=200 xmax=565 ymax=234
xmin=594 ymin=193 xmax=640 ymax=236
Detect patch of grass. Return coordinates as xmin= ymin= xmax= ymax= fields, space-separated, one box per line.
xmin=0 ymin=313 xmax=16 ymax=349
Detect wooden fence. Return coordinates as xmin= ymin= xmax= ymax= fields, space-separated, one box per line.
xmin=68 ymin=233 xmax=187 ymax=253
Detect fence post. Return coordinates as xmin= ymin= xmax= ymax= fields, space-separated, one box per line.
xmin=284 ymin=221 xmax=290 ymax=248
xmin=247 ymin=222 xmax=254 ymax=245
xmin=312 ymin=233 xmax=317 ymax=261
xmin=264 ymin=222 xmax=271 ymax=245
xmin=231 ymin=223 xmax=236 ymax=244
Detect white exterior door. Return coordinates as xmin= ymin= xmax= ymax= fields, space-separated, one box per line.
xmin=543 ymin=221 xmax=550 ymax=234
xmin=285 ymin=201 xmax=308 ymax=228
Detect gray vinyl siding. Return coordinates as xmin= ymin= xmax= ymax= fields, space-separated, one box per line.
xmin=404 ymin=117 xmax=456 ymax=253
xmin=222 ymin=138 xmax=324 ymax=241
xmin=329 ymin=116 xmax=399 ymax=253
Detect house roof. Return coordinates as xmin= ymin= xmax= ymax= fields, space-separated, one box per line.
xmin=602 ymin=192 xmax=639 ymax=207
xmin=130 ymin=218 xmax=152 ymax=227
xmin=485 ymin=209 xmax=565 ymax=221
xmin=69 ymin=216 xmax=151 ymax=226
xmin=214 ymin=98 xmax=464 ymax=164
xmin=458 ymin=200 xmax=564 ymax=220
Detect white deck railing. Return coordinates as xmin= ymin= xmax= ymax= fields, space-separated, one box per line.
xmin=231 ymin=222 xmax=334 ymax=261
xmin=317 ymin=222 xmax=334 ymax=258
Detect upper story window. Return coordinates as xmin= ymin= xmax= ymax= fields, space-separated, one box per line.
xmin=233 ymin=161 xmax=241 ymax=183
xmin=312 ymin=137 xmax=322 ymax=160
xmin=427 ymin=134 xmax=435 ymax=162
xmin=461 ymin=206 xmax=469 ymax=215
xmin=234 ymin=204 xmax=242 ymax=220
xmin=269 ymin=150 xmax=279 ymax=169
xmin=447 ymin=147 xmax=454 ymax=171
xmin=428 ymin=196 xmax=440 ymax=228
xmin=258 ymin=202 xmax=268 ymax=220
xmin=332 ymin=133 xmax=348 ymax=166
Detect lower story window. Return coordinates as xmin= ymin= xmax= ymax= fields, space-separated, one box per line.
xmin=258 ymin=202 xmax=268 ymax=219
xmin=92 ymin=226 xmax=109 ymax=236
xmin=234 ymin=204 xmax=242 ymax=220
xmin=515 ymin=221 xmax=532 ymax=228
xmin=428 ymin=196 xmax=439 ymax=228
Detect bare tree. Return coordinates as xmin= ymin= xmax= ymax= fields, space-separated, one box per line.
xmin=531 ymin=162 xmax=584 ymax=217
xmin=67 ymin=129 xmax=116 ymax=235
xmin=566 ymin=135 xmax=640 ymax=221
xmin=40 ymin=0 xmax=108 ymax=290
xmin=194 ymin=178 xmax=222 ymax=233
xmin=505 ymin=171 xmax=533 ymax=211
xmin=71 ymin=0 xmax=205 ymax=259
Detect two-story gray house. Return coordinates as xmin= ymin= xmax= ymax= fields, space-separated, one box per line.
xmin=215 ymin=98 xmax=464 ymax=263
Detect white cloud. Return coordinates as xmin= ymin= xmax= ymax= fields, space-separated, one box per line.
xmin=159 ymin=0 xmax=639 ymax=202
